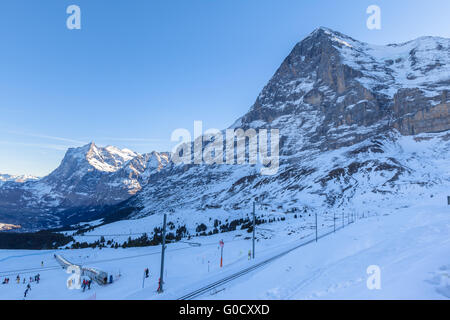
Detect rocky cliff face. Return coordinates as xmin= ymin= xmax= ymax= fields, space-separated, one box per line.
xmin=236 ymin=28 xmax=450 ymax=149
xmin=102 ymin=27 xmax=449 ymax=225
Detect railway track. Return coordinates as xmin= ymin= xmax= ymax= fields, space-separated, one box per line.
xmin=177 ymin=225 xmax=347 ymax=300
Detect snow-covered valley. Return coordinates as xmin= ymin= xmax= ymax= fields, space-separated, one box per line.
xmin=0 ymin=191 xmax=448 ymax=300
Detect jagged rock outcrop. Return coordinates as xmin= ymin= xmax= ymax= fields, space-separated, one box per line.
xmin=1 ymin=27 xmax=449 ymax=231
xmin=102 ymin=27 xmax=449 ymax=223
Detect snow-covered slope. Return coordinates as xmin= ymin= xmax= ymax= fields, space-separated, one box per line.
xmin=0 ymin=189 xmax=448 ymax=300
xmin=96 ymin=27 xmax=449 ymax=229
xmin=0 ymin=27 xmax=448 ymax=232
xmin=64 ymin=130 xmax=450 ymax=249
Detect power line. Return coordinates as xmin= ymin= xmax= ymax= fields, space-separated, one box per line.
xmin=0 ymin=214 xmax=342 ymax=277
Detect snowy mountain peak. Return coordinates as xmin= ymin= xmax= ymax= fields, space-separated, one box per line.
xmin=1 ymin=28 xmax=448 ymax=232
xmin=58 ymin=142 xmax=138 ymax=174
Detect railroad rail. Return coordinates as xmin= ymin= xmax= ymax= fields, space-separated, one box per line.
xmin=177 ymin=225 xmax=347 ymax=300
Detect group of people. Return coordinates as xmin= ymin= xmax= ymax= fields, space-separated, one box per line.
xmin=1 ymin=262 xmax=45 ymax=298
xmin=82 ymin=279 xmax=92 ymax=292
xmin=2 ymin=274 xmax=40 ymax=286
xmin=25 ymin=274 xmax=40 ymax=284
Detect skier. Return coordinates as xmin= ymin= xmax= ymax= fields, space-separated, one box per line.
xmin=24 ymin=288 xmax=29 ymax=298
xmin=248 ymin=250 xmax=251 ymax=260
xmin=87 ymin=279 xmax=91 ymax=290
xmin=23 ymin=278 xmax=26 ymax=284
xmin=145 ymin=268 xmax=149 ymax=278
xmin=26 ymin=283 xmax=31 ymax=291
xmin=41 ymin=261 xmax=44 ymax=267
xmin=16 ymin=275 xmax=20 ymax=284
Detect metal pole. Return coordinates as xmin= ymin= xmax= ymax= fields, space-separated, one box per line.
xmin=333 ymin=212 xmax=336 ymax=233
xmin=315 ymin=213 xmax=318 ymax=242
xmin=252 ymin=201 xmax=256 ymax=259
xmin=157 ymin=214 xmax=167 ymax=293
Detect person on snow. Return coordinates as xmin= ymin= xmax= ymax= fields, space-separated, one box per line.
xmin=82 ymin=279 xmax=86 ymax=292
xmin=41 ymin=261 xmax=44 ymax=267
xmin=248 ymin=250 xmax=251 ymax=260
xmin=24 ymin=288 xmax=29 ymax=298
xmin=145 ymin=268 xmax=149 ymax=278
xmin=87 ymin=279 xmax=91 ymax=290
xmin=16 ymin=275 xmax=20 ymax=284
xmin=26 ymin=283 xmax=31 ymax=291
xmin=23 ymin=278 xmax=26 ymax=284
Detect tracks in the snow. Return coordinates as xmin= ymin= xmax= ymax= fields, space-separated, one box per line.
xmin=177 ymin=225 xmax=348 ymax=300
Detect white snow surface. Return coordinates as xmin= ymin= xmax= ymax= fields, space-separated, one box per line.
xmin=0 ymin=188 xmax=449 ymax=300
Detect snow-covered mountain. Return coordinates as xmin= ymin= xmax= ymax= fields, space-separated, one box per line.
xmin=0 ymin=143 xmax=169 ymax=230
xmin=0 ymin=27 xmax=448 ymax=232
xmin=98 ymin=27 xmax=449 ymax=226
xmin=0 ymin=174 xmax=39 ymax=186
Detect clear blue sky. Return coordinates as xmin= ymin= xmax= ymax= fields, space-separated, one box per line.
xmin=0 ymin=0 xmax=449 ymax=176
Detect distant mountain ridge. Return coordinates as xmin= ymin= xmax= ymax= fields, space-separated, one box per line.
xmin=0 ymin=174 xmax=39 ymax=185
xmin=0 ymin=142 xmax=169 ymax=230
xmin=0 ymin=27 xmax=449 ymax=231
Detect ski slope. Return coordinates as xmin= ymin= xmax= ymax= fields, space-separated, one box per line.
xmin=202 ymin=198 xmax=450 ymax=299
xmin=0 ymin=190 xmax=449 ymax=300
